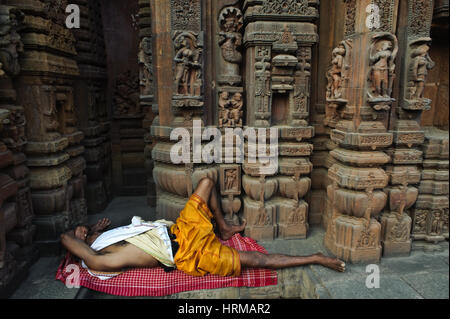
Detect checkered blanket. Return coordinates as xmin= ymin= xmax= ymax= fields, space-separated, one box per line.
xmin=55 ymin=234 xmax=278 ymax=297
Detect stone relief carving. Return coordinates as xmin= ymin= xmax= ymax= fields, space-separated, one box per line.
xmin=325 ymin=40 xmax=352 ymax=127
xmin=259 ymin=0 xmax=317 ymax=16
xmin=171 ymin=0 xmax=201 ymax=32
xmin=173 ymin=31 xmax=203 ymax=97
xmin=138 ymin=37 xmax=153 ymax=97
xmin=326 ymin=42 xmax=348 ymax=100
xmin=344 ymin=0 xmax=357 ymax=37
xmin=0 ymin=6 xmax=23 ymax=77
xmin=407 ymin=41 xmax=435 ymax=101
xmin=113 ymin=71 xmax=140 ymax=116
xmin=218 ymin=91 xmax=243 ymax=128
xmin=367 ymin=33 xmax=397 ymax=113
xmin=218 ymin=7 xmax=243 ymax=65
xmin=408 ymin=0 xmax=434 ymax=39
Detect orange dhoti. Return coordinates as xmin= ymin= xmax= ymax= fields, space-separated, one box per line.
xmin=170 ymin=194 xmax=241 ymax=277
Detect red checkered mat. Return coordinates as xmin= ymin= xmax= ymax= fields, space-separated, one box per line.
xmin=55 ymin=234 xmax=278 ymax=297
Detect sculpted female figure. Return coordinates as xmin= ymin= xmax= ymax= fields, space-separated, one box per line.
xmin=327 ymin=43 xmax=346 ymax=99
xmin=174 ymin=34 xmax=201 ymax=96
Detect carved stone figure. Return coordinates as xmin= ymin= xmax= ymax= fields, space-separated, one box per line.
xmin=138 ymin=37 xmax=153 ymax=97
xmin=230 ymin=93 xmax=243 ymax=127
xmin=218 ymin=91 xmax=243 ymax=128
xmin=368 ymin=36 xmax=397 ymax=99
xmin=173 ymin=32 xmax=202 ymax=97
xmin=409 ymin=43 xmax=435 ymax=100
xmin=326 ymin=43 xmax=346 ymax=99
xmin=218 ymin=7 xmax=243 ymax=65
xmin=0 ymin=7 xmax=23 ymax=77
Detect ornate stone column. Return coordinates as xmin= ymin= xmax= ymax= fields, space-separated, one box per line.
xmin=216 ymin=3 xmax=244 ymax=226
xmin=242 ymin=0 xmax=319 ymax=240
xmin=151 ymin=0 xmax=218 ymax=222
xmin=7 ymin=0 xmax=85 ymax=255
xmin=324 ymin=0 xmax=399 ymax=263
xmin=0 ymin=4 xmax=37 ymax=294
xmin=139 ymin=0 xmax=157 ymax=207
xmin=381 ymin=0 xmax=436 ymax=256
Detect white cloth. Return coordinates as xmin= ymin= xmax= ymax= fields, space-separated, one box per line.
xmin=82 ymin=216 xmax=174 ymax=280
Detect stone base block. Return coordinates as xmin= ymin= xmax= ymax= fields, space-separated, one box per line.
xmin=243 ymin=196 xmax=277 ymax=241
xmin=277 ymin=199 xmax=308 ymax=239
xmin=29 ymin=165 xmax=72 ymax=190
xmin=324 ymin=216 xmax=382 ymax=264
xmin=6 ymin=224 xmax=36 ymax=247
xmin=33 ymin=211 xmax=71 ymax=242
xmin=155 ymin=192 xmax=188 ymax=222
xmin=31 ymin=187 xmax=67 ymax=215
xmin=381 ymin=213 xmax=412 ymax=257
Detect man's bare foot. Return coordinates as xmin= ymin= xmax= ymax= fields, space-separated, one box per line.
xmin=314 ymin=253 xmax=346 ymax=272
xmin=91 ymin=218 xmax=111 ymax=233
xmin=218 ymin=219 xmax=247 ymax=241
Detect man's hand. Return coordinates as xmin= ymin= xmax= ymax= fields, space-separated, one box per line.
xmin=90 ymin=218 xmax=111 ymax=234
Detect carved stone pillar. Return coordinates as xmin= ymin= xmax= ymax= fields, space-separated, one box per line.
xmin=242 ymin=0 xmax=319 ymax=240
xmin=412 ymin=128 xmax=449 ymax=244
xmin=139 ymin=0 xmax=157 ymax=207
xmin=8 ymin=0 xmax=85 ymax=255
xmin=324 ymin=0 xmax=399 ymax=263
xmin=151 ymin=0 xmax=218 ymax=222
xmin=73 ymin=0 xmax=112 ymax=214
xmin=216 ymin=4 xmax=244 ymax=226
xmin=381 ymin=0 xmax=436 ymax=256
xmin=0 ymin=4 xmax=37 ymax=295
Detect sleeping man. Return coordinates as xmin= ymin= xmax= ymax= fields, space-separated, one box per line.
xmin=61 ymin=178 xmax=346 ymax=279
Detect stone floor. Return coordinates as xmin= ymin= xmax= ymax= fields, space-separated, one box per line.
xmin=9 ymin=196 xmax=450 ymax=299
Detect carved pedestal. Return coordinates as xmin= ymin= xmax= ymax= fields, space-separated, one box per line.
xmin=380 ymin=213 xmax=412 ymax=256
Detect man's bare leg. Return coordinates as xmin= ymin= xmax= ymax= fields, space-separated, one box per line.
xmin=194 ymin=177 xmax=246 ymax=240
xmin=239 ymin=251 xmax=346 ymax=272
